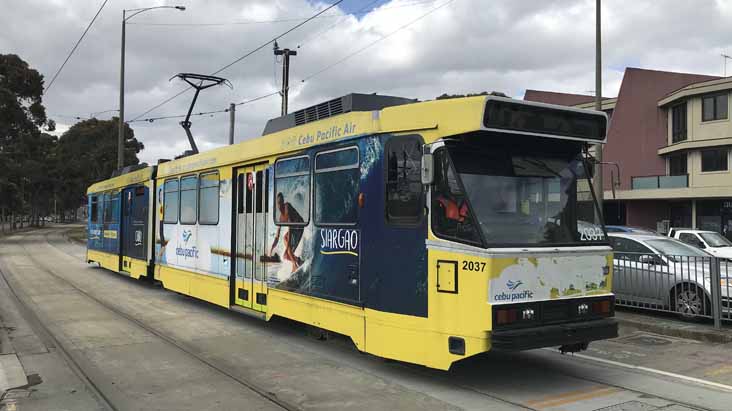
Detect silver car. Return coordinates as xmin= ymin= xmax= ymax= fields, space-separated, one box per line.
xmin=608 ymin=233 xmax=730 ymax=318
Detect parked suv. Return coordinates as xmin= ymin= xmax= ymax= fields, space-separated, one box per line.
xmin=668 ymin=229 xmax=732 ymax=261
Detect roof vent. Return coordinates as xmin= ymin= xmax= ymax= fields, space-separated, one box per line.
xmin=110 ymin=163 xmax=148 ymax=178
xmin=262 ymin=93 xmax=417 ymax=135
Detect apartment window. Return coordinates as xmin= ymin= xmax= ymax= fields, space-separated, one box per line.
xmin=671 ymin=102 xmax=687 ymax=142
xmin=701 ymin=148 xmax=728 ymax=172
xmin=669 ymin=153 xmax=687 ymax=176
xmin=702 ymin=93 xmax=728 ymax=121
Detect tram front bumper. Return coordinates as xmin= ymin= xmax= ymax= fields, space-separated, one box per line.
xmin=490 ymin=318 xmax=618 ymax=351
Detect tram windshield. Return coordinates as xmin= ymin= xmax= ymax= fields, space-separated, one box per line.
xmin=431 ymin=137 xmax=606 ymax=247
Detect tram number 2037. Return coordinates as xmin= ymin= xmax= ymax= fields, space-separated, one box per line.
xmin=462 ymin=260 xmax=486 ymax=272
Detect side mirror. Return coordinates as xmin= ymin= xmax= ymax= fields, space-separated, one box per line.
xmin=421 ymin=152 xmax=434 ymax=185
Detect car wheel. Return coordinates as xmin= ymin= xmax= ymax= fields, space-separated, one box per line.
xmin=672 ymin=284 xmax=711 ymax=319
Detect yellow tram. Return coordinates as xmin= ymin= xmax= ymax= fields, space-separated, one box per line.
xmin=87 ymin=93 xmax=616 ymax=370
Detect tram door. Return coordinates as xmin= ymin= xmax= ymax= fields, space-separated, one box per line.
xmin=120 ymin=186 xmax=148 ymax=273
xmin=232 ymin=165 xmax=269 ymax=311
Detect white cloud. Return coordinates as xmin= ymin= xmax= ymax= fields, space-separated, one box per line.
xmin=3 ymin=0 xmax=731 ymax=165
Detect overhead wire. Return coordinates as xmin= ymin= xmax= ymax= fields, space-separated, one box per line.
xmin=127 ymin=14 xmax=344 ymax=27
xmin=44 ymin=0 xmax=110 ymax=93
xmin=127 ymin=0 xmax=458 ymax=125
xmin=296 ymin=0 xmax=382 ymax=49
xmin=129 ymin=0 xmax=345 ymax=122
xmin=126 ymin=0 xmax=439 ymax=27
xmin=301 ymin=0 xmax=456 ymax=82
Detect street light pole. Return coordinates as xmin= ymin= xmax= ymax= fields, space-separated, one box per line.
xmin=118 ymin=5 xmax=186 ymax=170
xmin=118 ymin=9 xmax=126 ymax=169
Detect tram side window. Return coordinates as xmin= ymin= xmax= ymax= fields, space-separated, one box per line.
xmin=199 ymin=172 xmax=219 ymax=225
xmin=133 ymin=186 xmax=147 ymax=224
xmin=431 ymin=150 xmax=481 ymax=245
xmin=103 ymin=194 xmax=110 ymax=223
xmin=315 ymin=147 xmax=359 ymax=225
xmin=103 ymin=192 xmax=120 ymax=224
xmin=386 ymin=135 xmax=423 ymax=225
xmin=274 ymin=156 xmax=310 ymax=226
xmin=180 ymin=175 xmax=198 ymax=225
xmin=163 ymin=179 xmax=179 ymax=223
xmin=90 ymin=196 xmax=99 ymax=223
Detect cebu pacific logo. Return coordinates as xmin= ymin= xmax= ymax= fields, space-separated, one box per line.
xmin=494 ymin=279 xmax=534 ymax=302
xmin=506 ymin=280 xmax=523 ymax=291
xmin=182 ymin=229 xmax=193 ymax=244
xmin=176 ymin=229 xmax=199 ymax=259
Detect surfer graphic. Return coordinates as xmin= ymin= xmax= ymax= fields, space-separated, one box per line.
xmin=269 ymin=192 xmax=304 ymax=272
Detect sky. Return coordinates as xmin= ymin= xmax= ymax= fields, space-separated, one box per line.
xmin=2 ymin=0 xmax=732 ymax=164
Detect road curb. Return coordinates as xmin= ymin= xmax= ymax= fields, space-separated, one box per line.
xmin=0 ymin=326 xmax=11 ymax=355
xmin=0 ymin=354 xmax=28 ymax=398
xmin=615 ymin=311 xmax=732 ymax=344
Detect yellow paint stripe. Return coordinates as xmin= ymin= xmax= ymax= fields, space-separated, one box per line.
xmin=537 ymin=387 xmax=621 ymax=409
xmin=319 ymin=250 xmax=358 ymax=256
xmin=526 ymin=386 xmax=620 ymax=408
xmin=705 ymin=364 xmax=732 ymax=377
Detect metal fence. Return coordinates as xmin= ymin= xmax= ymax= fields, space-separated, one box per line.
xmin=613 ymin=252 xmax=730 ymax=328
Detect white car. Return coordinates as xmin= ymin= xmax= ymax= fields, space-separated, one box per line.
xmin=669 ymin=229 xmax=732 ymax=261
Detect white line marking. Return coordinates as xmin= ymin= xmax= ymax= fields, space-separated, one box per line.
xmin=543 ymin=348 xmax=732 ymax=393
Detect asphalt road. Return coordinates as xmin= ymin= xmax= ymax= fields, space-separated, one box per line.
xmin=0 ymin=227 xmax=730 ymax=410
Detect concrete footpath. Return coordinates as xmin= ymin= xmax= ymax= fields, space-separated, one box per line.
xmin=615 ymin=309 xmax=732 ymax=344
xmin=0 ymin=276 xmax=104 ymax=409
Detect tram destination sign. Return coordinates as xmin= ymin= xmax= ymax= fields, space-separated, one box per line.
xmin=483 ymin=98 xmax=607 ymax=142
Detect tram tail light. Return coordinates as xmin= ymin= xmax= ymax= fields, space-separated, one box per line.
xmin=592 ymin=300 xmax=611 ymax=315
xmin=495 ymin=308 xmax=518 ymax=325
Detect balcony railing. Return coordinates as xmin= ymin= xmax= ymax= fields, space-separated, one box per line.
xmin=631 ymin=174 xmax=688 ymax=189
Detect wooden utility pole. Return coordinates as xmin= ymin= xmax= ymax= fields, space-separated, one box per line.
xmin=274 ymin=41 xmax=297 ymax=116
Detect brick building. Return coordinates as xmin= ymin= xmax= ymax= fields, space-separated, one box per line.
xmin=526 ymin=68 xmax=732 ymax=239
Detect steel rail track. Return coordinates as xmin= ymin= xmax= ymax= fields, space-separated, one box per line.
xmin=40 ymin=228 xmax=714 ymax=411
xmin=0 ymin=263 xmax=118 ymax=410
xmin=8 ymin=230 xmax=298 ymax=411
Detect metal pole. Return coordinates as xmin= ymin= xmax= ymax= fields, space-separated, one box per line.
xmin=229 ymin=103 xmax=235 ymax=145
xmin=118 ymin=10 xmax=126 ymax=169
xmin=711 ymin=257 xmax=722 ymax=329
xmin=593 ymin=0 xmax=604 ymax=225
xmin=282 ymin=51 xmax=289 ymax=116
xmin=275 ymin=45 xmax=296 ymax=116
